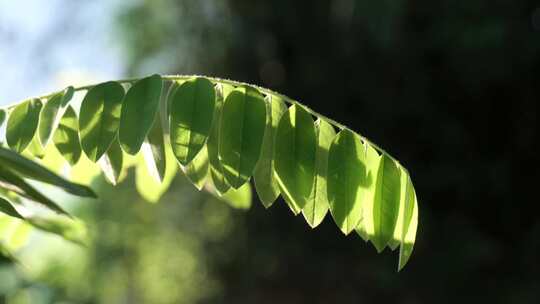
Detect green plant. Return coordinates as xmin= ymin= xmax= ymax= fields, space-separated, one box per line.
xmin=0 ymin=74 xmax=418 ymax=270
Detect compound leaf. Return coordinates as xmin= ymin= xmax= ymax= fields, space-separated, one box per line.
xmin=53 ymin=106 xmax=81 ymax=166
xmin=38 ymin=87 xmax=74 ymax=147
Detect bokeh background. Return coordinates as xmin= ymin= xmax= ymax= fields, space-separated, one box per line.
xmin=1 ymin=0 xmax=540 ymax=303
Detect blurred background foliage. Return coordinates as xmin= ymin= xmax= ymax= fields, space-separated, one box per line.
xmin=1 ymin=0 xmax=540 ymax=303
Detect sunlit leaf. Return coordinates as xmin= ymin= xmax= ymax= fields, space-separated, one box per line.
xmin=355 ymin=143 xmax=380 ymax=242
xmin=274 ymin=104 xmax=317 ymax=214
xmin=170 ymin=77 xmax=216 ymax=165
xmin=253 ymin=95 xmax=287 ymax=208
xmin=79 ymin=81 xmax=125 ymax=162
xmin=119 ymin=74 xmax=163 ymax=154
xmin=302 ymin=119 xmax=336 ymax=228
xmin=53 ymin=106 xmax=82 ymax=166
xmin=99 ymin=139 xmax=124 ymax=185
xmin=182 ymin=146 xmax=209 ymax=191
xmin=398 ymin=172 xmax=418 ymax=271
xmin=136 ymin=142 xmax=178 ymax=203
xmin=0 ymin=147 xmax=96 ymax=198
xmin=219 ymin=182 xmax=252 ymax=210
xmin=207 ymin=83 xmax=234 ymax=194
xmin=38 ymin=87 xmax=74 ymax=147
xmin=0 ymin=109 xmax=6 ymax=128
xmin=26 ymin=133 xmax=46 ymax=159
xmin=371 ymin=154 xmax=401 ymax=252
xmin=6 ymin=98 xmax=42 ymax=152
xmin=219 ymin=86 xmax=266 ymax=188
xmin=142 ymin=105 xmax=167 ymax=182
xmin=327 ymin=129 xmax=366 ymax=235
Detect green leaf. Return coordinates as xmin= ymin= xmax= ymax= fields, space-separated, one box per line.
xmin=0 ymin=197 xmax=24 ymax=219
xmin=38 ymin=87 xmax=74 ymax=147
xmin=135 ymin=143 xmax=178 ymax=203
xmin=219 ymin=86 xmax=267 ymax=188
xmin=169 ymin=77 xmax=216 ymax=165
xmin=0 ymin=109 xmax=6 ymax=128
xmin=0 ymin=166 xmax=69 ymax=215
xmin=99 ymin=139 xmax=124 ymax=185
xmin=274 ymin=104 xmax=317 ymax=214
xmin=79 ymin=81 xmax=125 ymax=162
xmin=371 ymin=154 xmax=401 ymax=252
xmin=253 ymin=95 xmax=287 ymax=208
xmin=207 ymin=83 xmax=234 ymax=194
xmin=398 ymin=172 xmax=418 ymax=271
xmin=119 ymin=74 xmax=163 ymax=154
xmin=355 ymin=143 xmax=380 ymax=242
xmin=53 ymin=106 xmax=82 ymax=166
xmin=26 ymin=133 xmax=46 ymax=159
xmin=166 ymin=80 xmax=181 ymax=117
xmin=302 ymin=119 xmax=336 ymax=228
xmin=327 ymin=129 xmax=367 ymax=235
xmin=219 ymin=182 xmax=252 ymax=210
xmin=142 ymin=105 xmax=167 ymax=182
xmin=182 ymin=145 xmax=209 ymax=191
xmin=0 ymin=146 xmax=96 ymax=198
xmin=6 ymin=98 xmax=43 ymax=152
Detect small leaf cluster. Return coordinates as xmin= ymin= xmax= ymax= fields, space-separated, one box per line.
xmin=0 ymin=74 xmax=418 ymax=270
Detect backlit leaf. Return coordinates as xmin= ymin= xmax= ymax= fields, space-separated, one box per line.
xmin=220 ymin=182 xmax=252 ymax=210
xmin=219 ymin=86 xmax=266 ymax=188
xmin=79 ymin=81 xmax=125 ymax=162
xmin=142 ymin=104 xmax=167 ymax=182
xmin=398 ymin=172 xmax=418 ymax=271
xmin=38 ymin=87 xmax=74 ymax=147
xmin=355 ymin=143 xmax=380 ymax=241
xmin=99 ymin=139 xmax=124 ymax=185
xmin=0 ymin=109 xmax=7 ymax=128
xmin=53 ymin=106 xmax=81 ymax=165
xmin=327 ymin=129 xmax=366 ymax=235
xmin=6 ymin=98 xmax=42 ymax=152
xmin=207 ymin=83 xmax=234 ymax=194
xmin=274 ymin=104 xmax=317 ymax=214
xmin=136 ymin=142 xmax=178 ymax=203
xmin=182 ymin=146 xmax=209 ymax=191
xmin=371 ymin=154 xmax=401 ymax=252
xmin=253 ymin=95 xmax=287 ymax=208
xmin=0 ymin=197 xmax=24 ymax=219
xmin=119 ymin=74 xmax=163 ymax=154
xmin=302 ymin=119 xmax=336 ymax=228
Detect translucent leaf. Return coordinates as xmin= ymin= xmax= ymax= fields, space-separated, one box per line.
xmin=253 ymin=95 xmax=287 ymax=208
xmin=119 ymin=74 xmax=163 ymax=154
xmin=170 ymin=77 xmax=216 ymax=165
xmin=371 ymin=154 xmax=401 ymax=252
xmin=38 ymin=87 xmax=74 ymax=147
xmin=219 ymin=182 xmax=252 ymax=210
xmin=207 ymin=83 xmax=234 ymax=194
xmin=0 ymin=166 xmax=69 ymax=215
xmin=79 ymin=81 xmax=125 ymax=162
xmin=274 ymin=104 xmax=317 ymax=214
xmin=136 ymin=142 xmax=178 ymax=203
xmin=327 ymin=129 xmax=367 ymax=235
xmin=142 ymin=105 xmax=167 ymax=182
xmin=398 ymin=173 xmax=418 ymax=271
xmin=53 ymin=106 xmax=81 ymax=166
xmin=355 ymin=144 xmax=380 ymax=241
xmin=0 ymin=147 xmax=96 ymax=198
xmin=25 ymin=133 xmax=46 ymax=159
xmin=219 ymin=86 xmax=266 ymax=188
xmin=98 ymin=139 xmax=124 ymax=185
xmin=6 ymin=98 xmax=42 ymax=152
xmin=182 ymin=145 xmax=209 ymax=191
xmin=302 ymin=119 xmax=336 ymax=228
